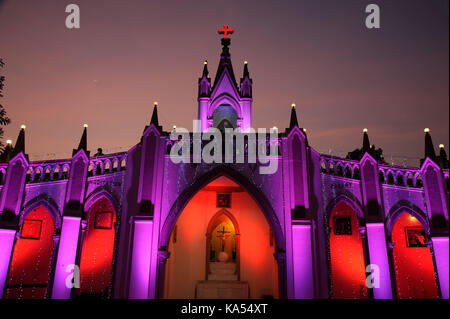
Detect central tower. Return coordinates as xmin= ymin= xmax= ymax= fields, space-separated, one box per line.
xmin=198 ymin=25 xmax=253 ymax=132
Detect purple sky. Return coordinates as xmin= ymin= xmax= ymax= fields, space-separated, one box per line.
xmin=0 ymin=0 xmax=448 ymax=165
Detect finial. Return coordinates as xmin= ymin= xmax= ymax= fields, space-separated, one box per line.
xmin=303 ymin=128 xmax=307 ymax=133
xmin=439 ymin=144 xmax=444 ymax=149
xmin=291 ymin=103 xmax=296 ymax=108
xmin=83 ymin=123 xmax=88 ymax=128
xmin=424 ymin=128 xmax=430 ymax=133
xmin=244 ymin=61 xmax=248 ymax=64
xmin=20 ymin=124 xmax=26 ymax=130
xmin=218 ymin=24 xmax=234 ymax=39
xmin=363 ymin=128 xmax=368 ymax=133
xmin=204 ymin=60 xmax=208 ymax=65
xmin=6 ymin=139 xmax=12 ymax=145
xmin=154 ymin=101 xmax=158 ymax=107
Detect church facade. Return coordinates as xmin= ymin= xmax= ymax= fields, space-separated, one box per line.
xmin=0 ymin=30 xmax=448 ymax=299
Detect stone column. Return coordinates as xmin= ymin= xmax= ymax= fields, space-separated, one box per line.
xmin=46 ymin=233 xmax=61 ymax=298
xmin=0 ymin=228 xmax=16 ymax=298
xmin=128 ymin=217 xmax=154 ymax=299
xmin=274 ymin=250 xmax=286 ymax=299
xmin=51 ymin=216 xmax=81 ymax=299
xmin=431 ymin=237 xmax=449 ymax=299
xmin=156 ymin=249 xmax=170 ymax=299
xmin=366 ymin=223 xmax=393 ymax=299
xmin=291 ymin=222 xmax=314 ymax=298
xmin=359 ymin=225 xmax=374 ymax=299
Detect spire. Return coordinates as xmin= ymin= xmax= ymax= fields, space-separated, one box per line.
xmin=202 ymin=60 xmax=209 ymax=77
xmin=151 ymin=101 xmax=159 ymax=126
xmin=73 ymin=124 xmax=89 ymax=156
xmin=362 ymin=128 xmax=370 ymax=153
xmin=424 ymin=128 xmax=436 ymax=161
xmin=198 ymin=61 xmax=211 ymax=97
xmin=0 ymin=139 xmax=13 ymax=162
xmin=289 ymin=103 xmax=299 ymax=129
xmin=12 ymin=125 xmax=26 ymax=157
xmin=240 ymin=61 xmax=252 ymax=98
xmin=212 ymin=26 xmax=238 ymax=91
xmin=438 ymin=144 xmax=448 ymax=168
xmin=243 ymin=61 xmax=250 ymax=78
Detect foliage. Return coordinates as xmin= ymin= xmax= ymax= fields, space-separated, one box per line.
xmin=0 ymin=58 xmax=11 ymax=153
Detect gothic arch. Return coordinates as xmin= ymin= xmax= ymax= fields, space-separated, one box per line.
xmin=5 ymin=201 xmax=58 ymax=299
xmin=209 ymin=93 xmax=242 ymax=118
xmin=205 ymin=209 xmax=241 ymax=280
xmin=387 ymin=204 xmax=438 ymax=298
xmin=84 ymin=188 xmax=120 ymax=215
xmin=160 ymin=166 xmax=284 ymax=251
xmin=325 ymin=195 xmax=368 ymax=299
xmin=78 ymin=191 xmax=118 ymax=298
xmin=20 ymin=195 xmax=62 ymax=231
xmin=159 ymin=165 xmax=286 ymax=298
xmin=206 ymin=208 xmax=241 ymax=235
xmin=385 ymin=202 xmax=430 ymax=238
xmin=325 ymin=193 xmax=365 ymax=221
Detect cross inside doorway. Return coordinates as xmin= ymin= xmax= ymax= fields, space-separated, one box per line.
xmin=216 ymin=226 xmax=231 ymax=251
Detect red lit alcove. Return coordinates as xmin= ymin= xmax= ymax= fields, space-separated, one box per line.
xmin=78 ymin=197 xmax=116 ymax=297
xmin=329 ymin=201 xmax=368 ymax=299
xmin=392 ymin=212 xmax=438 ymax=299
xmin=5 ymin=205 xmax=55 ymax=299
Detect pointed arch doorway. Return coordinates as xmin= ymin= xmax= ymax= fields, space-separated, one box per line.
xmin=162 ymin=175 xmax=281 ymax=299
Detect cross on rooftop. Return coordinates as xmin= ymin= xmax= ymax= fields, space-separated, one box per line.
xmin=218 ymin=24 xmax=234 ymax=39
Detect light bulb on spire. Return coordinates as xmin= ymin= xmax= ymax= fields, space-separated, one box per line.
xmin=424 ymin=128 xmax=430 ymax=133
xmin=21 ymin=124 xmax=26 ymax=130
xmin=291 ymin=103 xmax=296 ymax=108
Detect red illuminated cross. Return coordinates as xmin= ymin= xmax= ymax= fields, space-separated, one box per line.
xmin=218 ymin=24 xmax=234 ymax=39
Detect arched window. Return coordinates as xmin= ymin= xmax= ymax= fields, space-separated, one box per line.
xmin=78 ymin=196 xmax=117 ymax=298
xmin=212 ymin=104 xmax=238 ymax=131
xmin=53 ymin=166 xmax=60 ymax=180
xmin=206 ymin=210 xmax=240 ymax=278
xmin=345 ymin=166 xmax=352 ymax=178
xmin=4 ymin=205 xmax=56 ymax=299
xmin=44 ymin=168 xmax=51 ymax=181
xmin=328 ymin=201 xmax=368 ymax=299
xmin=353 ymin=167 xmax=360 ymax=179
xmin=104 ymin=161 xmax=110 ymax=174
xmin=391 ymin=212 xmax=438 ymax=298
xmin=62 ymin=166 xmax=69 ymax=179
xmin=379 ymin=171 xmax=385 ymax=183
xmin=34 ymin=168 xmax=42 ymax=182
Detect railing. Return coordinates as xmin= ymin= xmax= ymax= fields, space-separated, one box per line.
xmin=319 ymin=155 xmax=361 ymax=180
xmin=26 ymin=159 xmax=72 ymax=183
xmin=87 ymin=152 xmax=128 ymax=177
xmin=319 ymin=154 xmax=450 ymax=190
xmin=22 ymin=152 xmax=128 ymax=184
xmin=378 ymin=163 xmax=422 ymax=188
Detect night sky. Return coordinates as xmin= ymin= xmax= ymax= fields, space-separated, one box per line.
xmin=0 ymin=0 xmax=448 ymax=165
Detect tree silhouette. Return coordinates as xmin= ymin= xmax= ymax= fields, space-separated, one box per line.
xmin=346 ymin=144 xmax=386 ymax=164
xmin=0 ymin=58 xmax=11 ymax=153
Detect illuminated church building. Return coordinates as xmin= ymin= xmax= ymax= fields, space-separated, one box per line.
xmin=0 ymin=26 xmax=449 ymax=300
